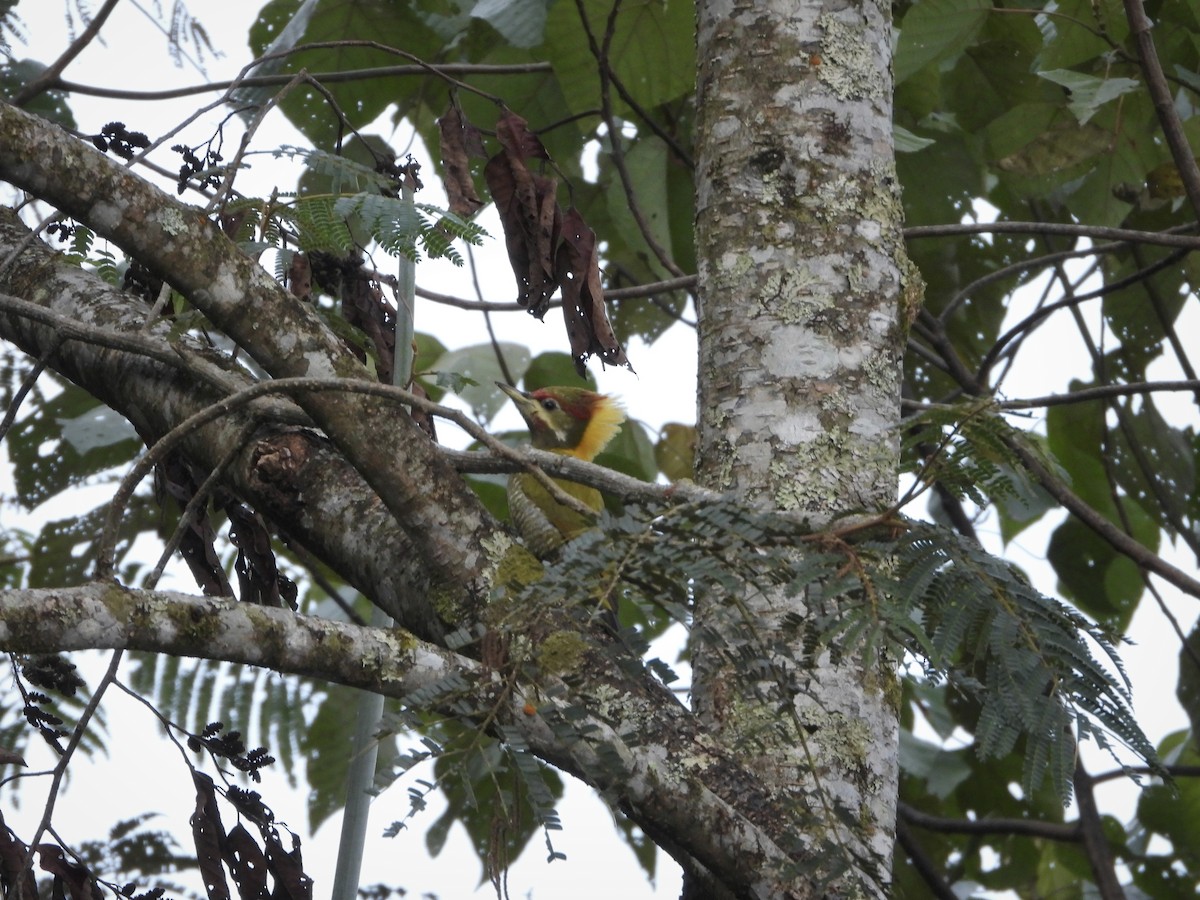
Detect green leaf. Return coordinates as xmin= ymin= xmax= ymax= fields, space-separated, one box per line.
xmin=893 ymin=0 xmax=990 ymax=86
xmin=1034 ymin=0 xmax=1129 ymax=71
xmin=654 ymin=423 xmax=695 ymax=483
xmin=11 ymin=384 xmax=142 ymax=509
xmin=602 ymin=136 xmax=670 ymax=273
xmin=470 ymin=0 xmax=548 ymax=48
xmin=523 ymin=351 xmax=595 ymax=390
xmin=29 ymin=498 xmax=155 ymax=589
xmin=304 ymin=685 xmax=391 ymax=832
xmin=596 ymin=416 xmax=656 ymax=484
xmin=249 ymin=0 xmax=441 ymax=150
xmin=899 ymin=732 xmax=972 ymax=798
xmin=1037 ymin=69 xmax=1140 ymax=125
xmin=994 ymin=117 xmax=1112 ymax=180
xmin=0 ymin=59 xmax=76 ymax=128
xmin=894 ymin=124 xmax=935 ymax=153
xmin=431 ymin=342 xmax=532 ymax=421
xmin=1137 ymin=734 xmax=1200 ymax=868
xmin=413 ymin=331 xmax=449 ymax=401
xmin=542 ymin=0 xmax=695 ymax=119
xmin=1046 ymin=516 xmax=1147 ymax=632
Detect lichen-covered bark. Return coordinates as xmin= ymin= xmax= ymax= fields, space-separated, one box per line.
xmin=0 ymin=101 xmax=495 ymax=605
xmin=0 ymin=584 xmax=821 ymax=898
xmin=693 ymin=0 xmax=906 ymax=893
xmin=0 ymin=208 xmax=828 ymax=895
xmin=0 ymin=208 xmax=445 ymax=634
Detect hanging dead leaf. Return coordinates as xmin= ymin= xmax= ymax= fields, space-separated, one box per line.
xmin=225 ymin=824 xmax=270 ymax=899
xmin=155 ymin=451 xmax=233 ymax=597
xmin=556 ymin=206 xmax=632 ymax=375
xmin=0 ymin=812 xmax=36 ymax=900
xmin=437 ymin=106 xmax=485 ymax=219
xmin=190 ymin=771 xmax=232 ymax=900
xmin=37 ymin=845 xmax=98 ymax=900
xmin=485 ymin=149 xmax=560 ymax=317
xmin=340 ymin=267 xmax=397 ymax=384
xmin=495 ymin=109 xmax=550 ymax=161
xmin=226 ymin=501 xmax=295 ymax=609
xmin=263 ymin=825 xmax=313 ymax=899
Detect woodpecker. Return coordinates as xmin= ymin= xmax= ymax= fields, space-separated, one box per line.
xmin=497 ymin=382 xmax=625 ymax=557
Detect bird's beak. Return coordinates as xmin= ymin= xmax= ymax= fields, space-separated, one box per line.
xmin=496 ymin=382 xmax=538 ymax=418
xmin=496 ymin=381 xmax=527 ymax=402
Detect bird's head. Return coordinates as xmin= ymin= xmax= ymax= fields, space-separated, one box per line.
xmin=497 ymin=382 xmax=625 ymax=460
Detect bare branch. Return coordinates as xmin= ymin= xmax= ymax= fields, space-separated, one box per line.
xmin=905 ymin=220 xmax=1200 ymax=249
xmin=0 ymin=100 xmax=495 ymax=601
xmin=53 ymin=63 xmax=553 ymax=102
xmin=1123 ymin=0 xmax=1200 ymax=221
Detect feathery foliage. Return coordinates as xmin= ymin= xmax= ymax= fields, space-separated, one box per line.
xmin=504 ymin=499 xmax=1159 ymax=804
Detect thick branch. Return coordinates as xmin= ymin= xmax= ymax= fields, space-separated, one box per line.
xmin=0 ymin=208 xmax=445 ymax=636
xmin=0 ymin=101 xmax=493 ymax=604
xmin=0 ymin=585 xmax=814 ymax=900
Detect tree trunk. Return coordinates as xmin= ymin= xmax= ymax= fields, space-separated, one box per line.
xmin=691 ymin=0 xmax=909 ymax=894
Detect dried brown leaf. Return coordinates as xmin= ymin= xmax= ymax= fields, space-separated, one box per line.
xmin=438 ymin=106 xmax=485 ymax=219
xmin=37 ymin=845 xmax=97 ymax=900
xmin=557 ymin=207 xmax=632 ymax=375
xmin=0 ymin=813 xmax=36 ymax=900
xmin=340 ymin=272 xmax=397 ymax=384
xmin=155 ymin=452 xmax=232 ymax=597
xmin=485 ymin=151 xmax=560 ymax=316
xmin=495 ymin=109 xmax=549 ymax=161
xmin=226 ymin=503 xmax=294 ymax=609
xmin=263 ymin=827 xmax=312 ymax=900
xmin=225 ymin=824 xmax=269 ymax=900
xmin=191 ymin=772 xmax=232 ymax=900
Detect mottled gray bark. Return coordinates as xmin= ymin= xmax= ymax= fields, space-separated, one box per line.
xmin=692 ymin=0 xmax=908 ymax=894
xmin=0 ymin=583 xmax=806 ymax=897
xmin=0 ymin=207 xmax=444 ymax=634
xmin=0 ymin=100 xmax=496 ymax=606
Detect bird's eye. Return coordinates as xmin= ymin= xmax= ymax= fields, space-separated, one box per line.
xmin=540 ymin=398 xmax=559 ymax=411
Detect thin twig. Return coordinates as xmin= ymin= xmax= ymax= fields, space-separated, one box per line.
xmin=19 ymin=650 xmax=125 ymax=885
xmin=899 ymin=802 xmax=1079 ymax=840
xmin=52 ymin=62 xmax=553 ymax=102
xmin=1123 ymin=0 xmax=1200 ymax=221
xmin=905 ymin=220 xmax=1200 ymax=249
xmin=11 ymin=0 xmax=121 ymax=106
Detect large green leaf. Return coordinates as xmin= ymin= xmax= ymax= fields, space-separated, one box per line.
xmin=11 ymin=384 xmax=141 ymax=509
xmin=542 ymin=0 xmax=695 ymax=120
xmin=1136 ymin=732 xmax=1200 ymax=871
xmin=469 ymin=0 xmax=549 ymax=48
xmin=249 ymin=0 xmax=442 ymax=150
xmin=893 ymin=0 xmax=989 ymax=86
xmin=304 ymin=685 xmax=395 ymax=831
xmin=1033 ymin=0 xmax=1129 ymax=71
xmin=430 ymin=342 xmax=532 ymax=421
xmin=1046 ymin=515 xmax=1147 ymax=631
